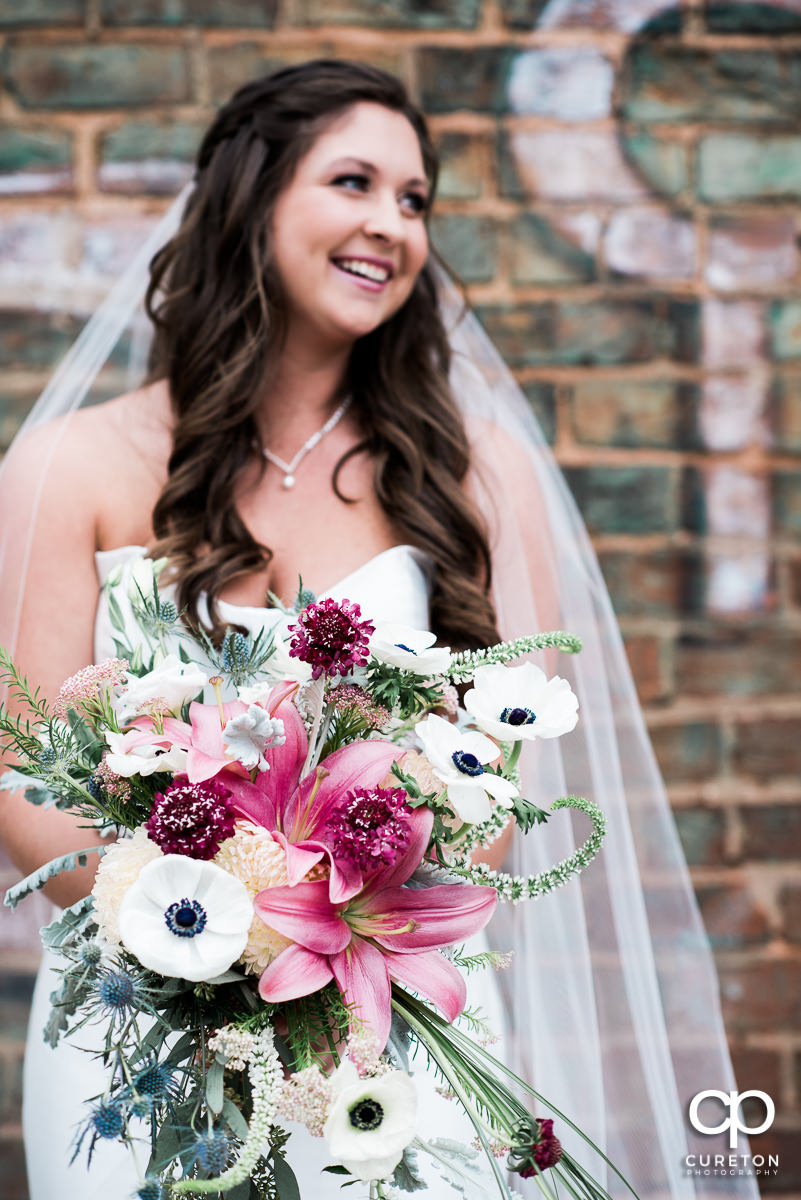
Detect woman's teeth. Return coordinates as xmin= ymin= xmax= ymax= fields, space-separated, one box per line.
xmin=333 ymin=258 xmax=390 ymax=283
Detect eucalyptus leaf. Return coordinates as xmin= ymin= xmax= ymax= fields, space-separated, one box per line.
xmin=0 ymin=768 xmax=32 ymax=792
xmin=4 ymin=846 xmax=105 ymax=909
xmin=222 ymin=1098 xmax=250 ymax=1142
xmin=106 ymin=587 xmax=127 ymax=635
xmin=273 ymin=1153 xmax=301 ymax=1200
xmin=205 ymin=1057 xmax=225 ymax=1116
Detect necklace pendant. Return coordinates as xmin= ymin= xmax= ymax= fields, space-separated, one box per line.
xmin=282 ymin=474 xmax=295 ymax=489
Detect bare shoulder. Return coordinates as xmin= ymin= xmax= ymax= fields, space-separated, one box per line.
xmin=3 ymin=380 xmax=173 ymax=535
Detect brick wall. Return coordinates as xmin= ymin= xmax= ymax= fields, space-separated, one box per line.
xmin=1 ymin=1 xmax=800 ymax=1196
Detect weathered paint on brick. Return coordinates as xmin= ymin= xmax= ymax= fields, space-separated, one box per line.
xmin=771 ymin=373 xmax=801 ymax=452
xmin=774 ymin=472 xmax=801 ymax=534
xmin=417 ymin=47 xmax=518 ymax=114
xmin=0 ymin=127 xmax=72 ymax=193
xmin=0 ymin=312 xmax=83 ymax=369
xmin=0 ymin=0 xmax=83 ymax=25
xmin=563 ymin=465 xmax=678 ymax=534
xmin=286 ymin=0 xmax=480 ymax=27
xmin=99 ymin=120 xmax=203 ymax=194
xmin=207 ymin=45 xmax=406 ymax=104
xmin=619 ymin=131 xmax=688 ymax=198
xmin=2 ymin=43 xmax=191 ymax=109
xmin=101 ymin=0 xmax=277 ymax=24
xmin=695 ymin=882 xmax=770 ymax=950
xmin=620 ymin=44 xmax=801 ymax=124
xmin=599 ymin=548 xmax=696 ymax=617
xmin=705 ymin=2 xmax=801 ymax=33
xmin=475 ymin=298 xmax=698 ymax=367
xmin=521 ymin=381 xmax=556 ymax=444
xmin=770 ymin=299 xmax=801 ymax=360
xmin=506 ymin=48 xmax=614 ymax=120
xmin=496 ymin=0 xmax=550 ymax=30
xmin=572 ymin=379 xmax=698 ymax=450
xmin=508 ymin=213 xmax=596 ymax=286
xmin=430 ymin=215 xmax=497 ymax=284
xmin=698 ymin=134 xmax=801 ymax=202
xmin=434 ymin=133 xmax=485 ymax=200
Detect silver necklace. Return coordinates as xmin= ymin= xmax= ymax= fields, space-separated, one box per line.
xmin=262 ymin=395 xmax=352 ymax=489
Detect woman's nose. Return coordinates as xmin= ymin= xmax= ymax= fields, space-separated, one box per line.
xmin=362 ymin=191 xmax=404 ymax=242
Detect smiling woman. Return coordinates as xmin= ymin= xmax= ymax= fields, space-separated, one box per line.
xmin=0 ymin=55 xmax=753 ymax=1200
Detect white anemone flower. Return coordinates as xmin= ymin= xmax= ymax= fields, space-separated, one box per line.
xmin=414 ymin=713 xmax=518 ymax=826
xmin=104 ymin=733 xmax=188 ymax=778
xmin=324 ymin=1058 xmax=417 ymax=1182
xmin=464 ymin=662 xmax=579 ymax=742
xmin=369 ymin=623 xmax=451 ymax=675
xmin=118 ymin=855 xmax=252 ymax=982
xmin=258 ymin=617 xmax=313 ymax=685
xmin=222 ymin=706 xmax=286 ymax=772
xmin=114 ymin=653 xmax=207 ymax=723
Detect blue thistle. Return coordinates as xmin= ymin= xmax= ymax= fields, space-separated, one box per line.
xmin=97 ymin=968 xmax=136 ymax=1012
xmin=80 ymin=940 xmax=103 ymax=967
xmin=193 ymin=1129 xmax=231 ymax=1174
xmin=222 ymin=631 xmax=249 ymax=670
xmin=133 ymin=1061 xmax=175 ymax=1103
xmin=135 ymin=1180 xmax=166 ymax=1200
xmin=159 ymin=599 xmax=178 ymax=623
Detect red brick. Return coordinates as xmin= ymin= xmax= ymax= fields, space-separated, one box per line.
xmin=623 ymin=632 xmax=671 ymax=704
xmin=729 ymin=1044 xmax=782 ymax=1104
xmin=695 ymin=881 xmax=771 ymax=950
xmin=779 ymin=884 xmax=801 ymax=946
xmin=650 ymin=721 xmax=722 ymax=783
xmin=719 ymin=958 xmax=801 ymax=1034
xmin=734 ymin=719 xmax=801 ymax=779
xmin=741 ymin=805 xmax=801 ymax=862
xmin=674 ymin=807 xmax=727 ymax=867
xmin=676 ymin=629 xmax=801 ymax=697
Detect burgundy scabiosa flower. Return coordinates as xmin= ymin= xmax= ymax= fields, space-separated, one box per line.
xmin=326 ymin=786 xmax=412 ymax=872
xmin=146 ymin=774 xmax=236 ymax=860
xmin=509 ymin=1117 xmax=563 ymax=1178
xmin=288 ymin=598 xmax=374 ymax=680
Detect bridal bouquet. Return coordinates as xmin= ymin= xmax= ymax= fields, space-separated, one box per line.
xmin=0 ymin=556 xmax=619 ymax=1200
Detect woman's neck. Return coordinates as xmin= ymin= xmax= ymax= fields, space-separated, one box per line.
xmin=257 ymin=334 xmax=352 ymax=448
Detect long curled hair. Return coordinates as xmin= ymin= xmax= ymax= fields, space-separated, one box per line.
xmin=145 ymin=58 xmax=500 ymax=650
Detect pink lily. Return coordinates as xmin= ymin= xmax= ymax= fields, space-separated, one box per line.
xmin=255 ymin=809 xmax=497 ymax=1049
xmin=224 ymin=735 xmax=404 ymax=904
xmin=120 ymin=682 xmax=306 ymax=785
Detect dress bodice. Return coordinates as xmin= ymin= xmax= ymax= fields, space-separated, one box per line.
xmin=93 ymin=543 xmax=433 ymax=662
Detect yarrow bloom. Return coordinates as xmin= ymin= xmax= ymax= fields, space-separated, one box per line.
xmin=326 ymin=786 xmax=412 ymax=872
xmin=279 ymin=1064 xmax=332 ymax=1138
xmin=289 ymin=597 xmax=375 ymax=680
xmin=54 ymin=658 xmax=129 ymax=720
xmin=146 ymin=774 xmax=236 ymax=860
xmin=89 ymin=756 xmax=132 ymax=804
xmin=208 ymin=1025 xmax=259 ymax=1072
xmin=327 ymin=683 xmax=390 ymax=730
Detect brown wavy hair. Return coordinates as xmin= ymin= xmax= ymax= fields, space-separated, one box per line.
xmin=145 ymin=58 xmax=500 ymax=650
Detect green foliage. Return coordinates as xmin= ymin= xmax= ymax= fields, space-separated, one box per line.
xmin=283 ymin=985 xmax=351 ymax=1072
xmin=365 ymin=660 xmax=442 ymax=720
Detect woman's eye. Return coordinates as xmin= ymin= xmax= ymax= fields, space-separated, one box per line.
xmin=333 ymin=174 xmax=428 ymax=215
xmin=334 ymin=173 xmax=369 ymax=191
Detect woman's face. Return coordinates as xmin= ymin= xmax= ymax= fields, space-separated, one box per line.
xmin=270 ymin=101 xmax=431 ymax=353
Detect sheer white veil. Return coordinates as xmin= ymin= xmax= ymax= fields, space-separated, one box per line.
xmin=0 ymin=183 xmax=756 ymax=1199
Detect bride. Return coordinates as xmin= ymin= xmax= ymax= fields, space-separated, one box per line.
xmin=0 ymin=58 xmax=756 ymax=1200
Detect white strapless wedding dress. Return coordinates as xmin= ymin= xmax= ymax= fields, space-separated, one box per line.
xmin=24 ymin=545 xmax=507 ymax=1200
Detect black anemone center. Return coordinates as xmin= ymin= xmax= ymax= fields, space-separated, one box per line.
xmin=349 ymin=1097 xmax=384 ymax=1132
xmin=164 ymin=898 xmax=207 ymax=938
xmin=501 ymin=706 xmax=536 ymax=727
xmin=452 ymin=750 xmax=484 ymax=777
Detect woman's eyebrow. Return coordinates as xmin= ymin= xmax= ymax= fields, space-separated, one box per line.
xmin=324 ymin=156 xmax=428 ymax=190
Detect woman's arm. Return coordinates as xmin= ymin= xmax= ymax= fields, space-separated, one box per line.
xmin=0 ymin=414 xmax=110 ymax=907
